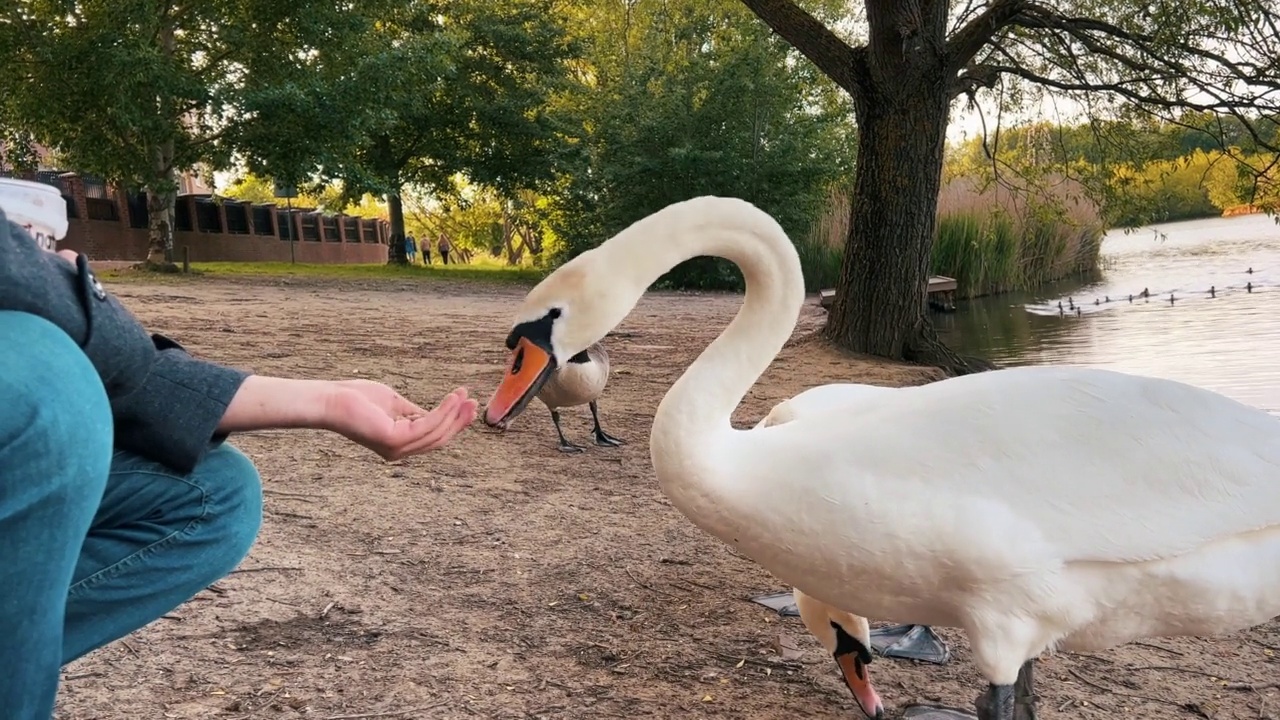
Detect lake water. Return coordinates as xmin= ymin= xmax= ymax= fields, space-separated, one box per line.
xmin=934 ymin=213 xmax=1279 ymax=415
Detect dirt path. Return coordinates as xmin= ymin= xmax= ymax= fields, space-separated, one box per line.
xmin=55 ymin=274 xmax=1280 ymax=720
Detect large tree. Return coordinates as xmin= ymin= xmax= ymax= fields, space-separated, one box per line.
xmin=550 ymin=0 xmax=856 ymax=289
xmin=738 ymin=0 xmax=1280 ymax=373
xmin=310 ymin=0 xmax=579 ymax=265
xmin=0 ymin=0 xmax=378 ymax=267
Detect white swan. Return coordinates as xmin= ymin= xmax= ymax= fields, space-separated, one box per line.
xmin=482 ymin=196 xmax=1280 ymax=720
xmin=754 ymin=384 xmax=946 ymax=719
xmin=489 ymin=339 xmax=623 ymax=452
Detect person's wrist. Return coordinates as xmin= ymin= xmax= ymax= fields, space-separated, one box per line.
xmin=308 ymin=380 xmax=352 ymax=432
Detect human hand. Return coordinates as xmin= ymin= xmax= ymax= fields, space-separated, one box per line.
xmin=322 ymin=380 xmax=478 ymax=460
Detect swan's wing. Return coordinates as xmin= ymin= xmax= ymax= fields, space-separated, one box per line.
xmin=742 ymin=366 xmax=1280 ymax=565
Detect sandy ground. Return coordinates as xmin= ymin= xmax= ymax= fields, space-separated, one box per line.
xmin=53 ymin=273 xmax=1280 ymax=720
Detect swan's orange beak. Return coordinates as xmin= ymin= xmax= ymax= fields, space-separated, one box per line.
xmin=836 ymin=652 xmax=884 ymax=720
xmin=484 ymin=337 xmax=557 ymax=429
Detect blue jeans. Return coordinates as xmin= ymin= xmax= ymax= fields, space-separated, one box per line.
xmin=0 ymin=311 xmax=263 ymax=719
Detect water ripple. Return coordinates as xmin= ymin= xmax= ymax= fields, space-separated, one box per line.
xmin=936 ymin=213 xmax=1279 ymax=415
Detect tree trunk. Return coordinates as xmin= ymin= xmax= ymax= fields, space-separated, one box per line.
xmin=825 ymin=88 xmax=995 ymax=374
xmin=501 ymin=207 xmax=525 ymax=266
xmin=820 ymin=0 xmax=993 ymax=375
xmin=825 ymin=92 xmax=945 ymax=357
xmin=143 ymin=20 xmax=180 ymax=270
xmin=144 ymin=140 xmax=178 ymax=269
xmin=386 ymin=189 xmax=407 ymax=265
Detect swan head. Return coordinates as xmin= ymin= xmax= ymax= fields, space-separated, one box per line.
xmin=795 ymin=589 xmax=884 ymax=720
xmin=484 ymin=250 xmax=637 ymax=428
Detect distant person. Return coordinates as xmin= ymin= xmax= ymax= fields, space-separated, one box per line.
xmin=404 ymin=234 xmax=418 ymax=264
xmin=0 ymin=210 xmax=478 ymax=718
xmin=437 ymin=233 xmax=452 ymax=265
xmin=421 ymin=239 xmax=431 ymax=265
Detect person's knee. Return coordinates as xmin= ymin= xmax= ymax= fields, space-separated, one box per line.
xmin=0 ymin=311 xmax=112 ymax=478
xmin=196 ymin=443 xmax=264 ymax=567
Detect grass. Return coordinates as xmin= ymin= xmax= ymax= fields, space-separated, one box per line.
xmin=102 ymin=258 xmax=548 ymax=285
xmin=796 ymin=177 xmax=1106 ymax=298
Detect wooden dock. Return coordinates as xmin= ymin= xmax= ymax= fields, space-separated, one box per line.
xmin=818 ymin=276 xmax=958 ymax=309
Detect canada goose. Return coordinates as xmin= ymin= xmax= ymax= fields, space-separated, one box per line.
xmin=489 ymin=340 xmax=623 ymax=453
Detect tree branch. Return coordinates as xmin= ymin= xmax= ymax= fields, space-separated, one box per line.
xmin=961 ymin=1 xmax=1280 ymax=152
xmin=945 ymin=0 xmax=1027 ymax=79
xmin=951 ymin=61 xmax=1003 ymax=100
xmin=736 ymin=0 xmax=863 ymax=98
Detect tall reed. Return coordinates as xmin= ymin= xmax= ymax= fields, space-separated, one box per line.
xmin=794 ymin=186 xmax=849 ymax=293
xmin=795 ymin=176 xmax=1106 ymax=298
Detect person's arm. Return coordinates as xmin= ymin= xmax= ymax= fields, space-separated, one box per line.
xmin=0 ymin=210 xmax=259 ymax=472
xmin=1 ymin=212 xmax=475 ymax=471
xmin=215 ymin=376 xmax=332 ymax=432
xmin=107 ymin=334 xmax=252 ymax=472
xmin=217 ymin=376 xmax=477 ymax=460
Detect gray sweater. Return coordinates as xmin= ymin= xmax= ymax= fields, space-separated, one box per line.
xmin=0 ymin=208 xmax=248 ymax=474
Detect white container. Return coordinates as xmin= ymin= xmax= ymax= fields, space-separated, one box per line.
xmin=0 ymin=176 xmax=70 ymax=252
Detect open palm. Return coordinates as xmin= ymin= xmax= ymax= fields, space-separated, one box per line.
xmin=325 ymin=381 xmax=477 ymax=460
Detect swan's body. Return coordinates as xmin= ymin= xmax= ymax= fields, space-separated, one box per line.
xmin=483 ymin=196 xmax=1280 ymax=720
xmin=755 ymin=383 xmax=949 ymax=718
xmin=752 ymin=383 xmax=897 ymax=428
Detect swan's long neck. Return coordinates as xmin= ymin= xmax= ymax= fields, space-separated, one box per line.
xmin=594 ymin=198 xmax=806 ymax=493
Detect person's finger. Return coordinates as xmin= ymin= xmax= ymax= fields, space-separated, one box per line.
xmin=396 ymin=399 xmax=477 ymax=457
xmin=356 ymin=394 xmax=451 ymax=457
xmin=390 ymin=391 xmax=432 ymax=418
xmin=431 ymin=399 xmax=478 ymax=447
xmin=410 ymin=409 xmax=468 ymax=451
xmin=423 ymin=391 xmax=460 ymax=420
xmin=380 ymin=393 xmax=476 ymax=459
xmin=384 ymin=399 xmax=463 ymax=455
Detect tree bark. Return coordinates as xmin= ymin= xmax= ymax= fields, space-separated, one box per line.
xmin=144 ymin=139 xmax=178 ymax=269
xmin=386 ymin=189 xmax=407 ymax=265
xmin=825 ymin=87 xmax=945 ymax=356
xmin=143 ymin=19 xmax=180 ymax=271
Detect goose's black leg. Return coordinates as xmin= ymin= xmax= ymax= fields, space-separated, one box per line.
xmin=975 ymin=661 xmax=1036 ymax=720
xmin=589 ymin=400 xmax=624 ymax=447
xmin=550 ymin=409 xmax=584 ymax=453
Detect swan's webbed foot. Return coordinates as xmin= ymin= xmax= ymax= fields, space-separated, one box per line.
xmin=589 ymin=400 xmax=624 ymax=447
xmin=550 ymin=410 xmax=585 ymax=453
xmin=975 ymin=661 xmax=1037 ymax=720
xmin=869 ymin=624 xmax=951 ymax=664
